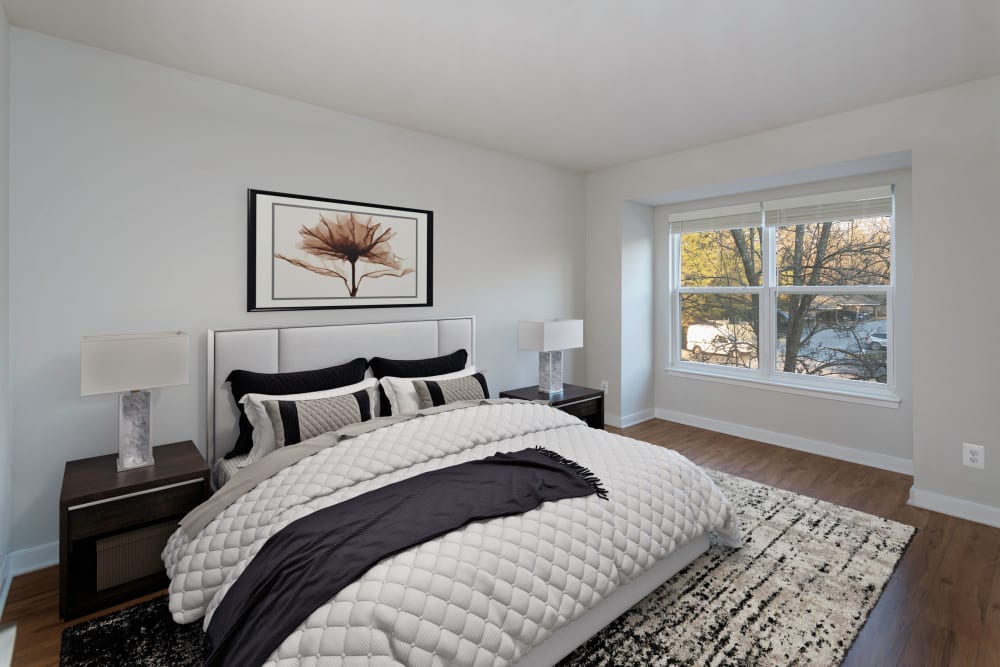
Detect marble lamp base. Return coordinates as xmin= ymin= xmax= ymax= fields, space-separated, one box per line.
xmin=117 ymin=390 xmax=155 ymax=471
xmin=537 ymin=350 xmax=564 ymax=396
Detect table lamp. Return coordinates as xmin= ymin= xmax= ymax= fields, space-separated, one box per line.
xmin=517 ymin=319 xmax=583 ymax=396
xmin=80 ymin=331 xmax=189 ymax=471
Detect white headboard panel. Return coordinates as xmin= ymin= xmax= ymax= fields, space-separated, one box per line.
xmin=207 ymin=316 xmax=475 ymax=464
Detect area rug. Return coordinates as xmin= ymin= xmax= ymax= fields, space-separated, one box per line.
xmin=60 ymin=470 xmax=914 ymax=667
xmin=560 ymin=470 xmax=915 ymax=666
xmin=60 ymin=595 xmax=202 ymax=666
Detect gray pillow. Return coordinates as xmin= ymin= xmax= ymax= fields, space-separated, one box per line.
xmin=263 ymin=387 xmax=375 ymax=448
xmin=413 ymin=372 xmax=489 ymax=409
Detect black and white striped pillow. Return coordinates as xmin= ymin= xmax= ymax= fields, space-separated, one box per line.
xmin=413 ymin=372 xmax=489 ymax=409
xmin=263 ymin=388 xmax=374 ymax=448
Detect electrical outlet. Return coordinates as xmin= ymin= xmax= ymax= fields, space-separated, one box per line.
xmin=600 ymin=380 xmax=609 ymax=394
xmin=963 ymin=443 xmax=985 ymax=469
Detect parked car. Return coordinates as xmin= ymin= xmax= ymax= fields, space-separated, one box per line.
xmin=863 ymin=330 xmax=888 ymax=351
xmin=686 ymin=324 xmax=752 ymax=356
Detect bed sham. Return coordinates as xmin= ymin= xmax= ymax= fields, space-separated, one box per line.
xmin=413 ymin=371 xmax=489 ymax=408
xmin=240 ymin=378 xmax=378 ymax=463
xmin=224 ymin=358 xmax=368 ymax=458
xmin=263 ymin=387 xmax=375 ymax=448
xmin=369 ymin=349 xmax=469 ymax=414
xmin=380 ymin=366 xmax=479 ymax=415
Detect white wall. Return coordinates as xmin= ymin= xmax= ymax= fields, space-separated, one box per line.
xmin=586 ymin=75 xmax=1000 ymax=514
xmin=618 ymin=201 xmax=653 ymax=425
xmin=8 ymin=30 xmax=585 ymax=552
xmin=0 ymin=5 xmax=11 ymax=573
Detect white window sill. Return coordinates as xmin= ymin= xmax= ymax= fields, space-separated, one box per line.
xmin=666 ymin=366 xmax=901 ymax=408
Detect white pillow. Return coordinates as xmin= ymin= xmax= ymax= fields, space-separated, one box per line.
xmin=380 ymin=367 xmax=478 ymax=415
xmin=239 ymin=377 xmax=378 ymax=464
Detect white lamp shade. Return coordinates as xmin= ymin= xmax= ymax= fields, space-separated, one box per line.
xmin=518 ymin=320 xmax=583 ymax=352
xmin=81 ymin=331 xmax=189 ymax=396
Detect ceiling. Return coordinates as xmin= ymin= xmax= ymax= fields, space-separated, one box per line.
xmin=4 ymin=1 xmax=999 ymax=172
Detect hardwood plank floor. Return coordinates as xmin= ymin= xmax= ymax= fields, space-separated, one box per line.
xmin=3 ymin=418 xmax=998 ymax=666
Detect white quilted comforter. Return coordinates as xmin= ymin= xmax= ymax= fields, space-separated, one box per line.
xmin=164 ymin=402 xmax=740 ymax=666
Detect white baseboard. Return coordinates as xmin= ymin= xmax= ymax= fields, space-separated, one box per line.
xmin=606 ymin=409 xmax=655 ymax=429
xmin=908 ymin=486 xmax=1000 ymax=528
xmin=7 ymin=541 xmax=58 ymax=578
xmin=0 ymin=554 xmax=10 ymax=619
xmin=654 ymin=408 xmax=914 ymax=475
xmin=0 ymin=542 xmax=58 ymax=618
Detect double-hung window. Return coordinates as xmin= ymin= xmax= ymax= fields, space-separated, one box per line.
xmin=668 ymin=186 xmax=894 ymax=399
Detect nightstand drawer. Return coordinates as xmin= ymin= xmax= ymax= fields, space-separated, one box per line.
xmin=67 ymin=479 xmax=204 ymax=540
xmin=559 ymin=397 xmax=600 ymax=420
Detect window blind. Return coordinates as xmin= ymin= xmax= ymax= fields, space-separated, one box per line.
xmin=668 ymin=202 xmax=761 ymax=234
xmin=764 ymin=186 xmax=892 ymax=228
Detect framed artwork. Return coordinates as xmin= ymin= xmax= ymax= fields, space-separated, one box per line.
xmin=247 ymin=189 xmax=433 ymax=311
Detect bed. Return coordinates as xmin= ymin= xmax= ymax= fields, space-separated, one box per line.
xmin=163 ymin=317 xmax=740 ymax=666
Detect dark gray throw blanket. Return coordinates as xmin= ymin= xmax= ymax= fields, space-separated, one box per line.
xmin=204 ymin=447 xmax=607 ymax=667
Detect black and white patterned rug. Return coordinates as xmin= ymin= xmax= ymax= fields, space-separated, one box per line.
xmin=561 ymin=470 xmax=915 ymax=665
xmin=60 ymin=470 xmax=914 ymax=667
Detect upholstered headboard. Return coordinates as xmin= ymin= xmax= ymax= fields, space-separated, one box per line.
xmin=207 ymin=317 xmax=475 ymax=464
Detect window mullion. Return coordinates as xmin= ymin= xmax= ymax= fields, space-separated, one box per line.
xmin=759 ymin=219 xmax=775 ymax=377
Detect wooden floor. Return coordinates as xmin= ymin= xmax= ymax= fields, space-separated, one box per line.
xmin=3 ymin=419 xmax=999 ymax=666
xmin=1 ymin=569 xmax=163 ymax=667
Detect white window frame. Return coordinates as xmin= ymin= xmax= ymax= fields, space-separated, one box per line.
xmin=665 ymin=186 xmax=899 ymax=408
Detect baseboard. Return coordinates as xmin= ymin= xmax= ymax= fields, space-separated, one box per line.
xmin=606 ymin=409 xmax=655 ymax=429
xmin=0 ymin=541 xmax=59 ymax=616
xmin=7 ymin=541 xmax=58 ymax=578
xmin=908 ymin=486 xmax=1000 ymax=528
xmin=654 ymin=408 xmax=914 ymax=475
xmin=0 ymin=554 xmax=10 ymax=619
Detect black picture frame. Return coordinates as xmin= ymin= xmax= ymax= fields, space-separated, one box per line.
xmin=247 ymin=189 xmax=433 ymax=312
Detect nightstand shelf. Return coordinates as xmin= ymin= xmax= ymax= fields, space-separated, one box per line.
xmin=59 ymin=440 xmax=209 ymax=620
xmin=500 ymin=384 xmax=605 ymax=429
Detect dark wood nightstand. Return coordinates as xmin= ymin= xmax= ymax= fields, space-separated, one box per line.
xmin=500 ymin=384 xmax=605 ymax=429
xmin=59 ymin=440 xmax=210 ymax=620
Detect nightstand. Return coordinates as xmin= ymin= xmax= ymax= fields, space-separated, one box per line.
xmin=59 ymin=440 xmax=210 ymax=620
xmin=500 ymin=384 xmax=605 ymax=429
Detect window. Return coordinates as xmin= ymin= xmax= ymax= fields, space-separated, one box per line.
xmin=668 ymin=186 xmax=894 ymax=399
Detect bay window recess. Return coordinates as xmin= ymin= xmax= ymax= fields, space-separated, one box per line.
xmin=667 ymin=186 xmax=896 ymax=401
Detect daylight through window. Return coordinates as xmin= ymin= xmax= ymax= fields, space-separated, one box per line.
xmin=669 ymin=186 xmax=894 ymax=394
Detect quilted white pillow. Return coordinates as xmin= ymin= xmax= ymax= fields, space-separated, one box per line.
xmin=380 ymin=367 xmax=478 ymax=415
xmin=240 ymin=377 xmax=378 ymax=464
